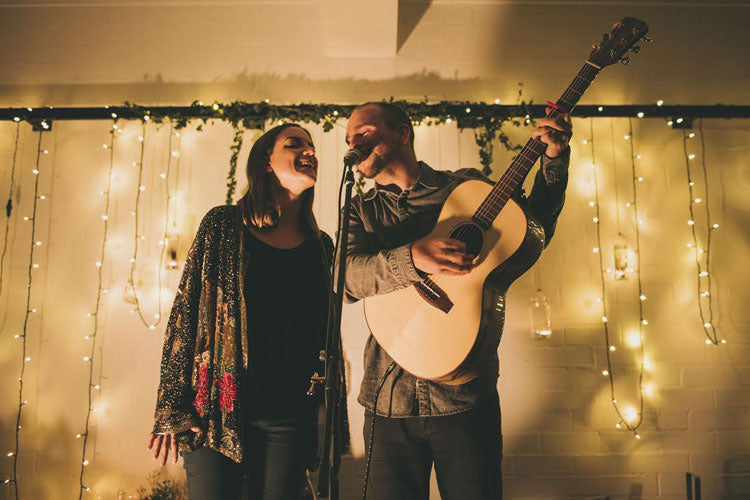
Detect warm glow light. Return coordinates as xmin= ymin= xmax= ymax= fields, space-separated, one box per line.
xmin=626 ymin=331 xmax=641 ymax=347
xmin=624 ymin=406 xmax=638 ymax=423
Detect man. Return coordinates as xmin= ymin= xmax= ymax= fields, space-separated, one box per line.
xmin=341 ymin=102 xmax=571 ymax=499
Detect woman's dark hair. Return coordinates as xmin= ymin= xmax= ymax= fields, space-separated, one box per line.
xmin=238 ymin=123 xmax=319 ymax=235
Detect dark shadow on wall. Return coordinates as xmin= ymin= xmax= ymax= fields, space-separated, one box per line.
xmin=398 ymin=0 xmax=433 ymax=53
xmin=0 ymin=71 xmax=530 ymax=108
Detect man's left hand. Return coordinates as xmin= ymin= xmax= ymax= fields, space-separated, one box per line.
xmin=532 ymin=108 xmax=572 ymax=158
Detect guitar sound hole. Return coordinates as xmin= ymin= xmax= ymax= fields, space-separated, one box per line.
xmin=449 ymin=222 xmax=485 ymax=257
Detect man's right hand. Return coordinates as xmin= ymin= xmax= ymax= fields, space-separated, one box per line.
xmin=411 ymin=237 xmax=476 ymax=276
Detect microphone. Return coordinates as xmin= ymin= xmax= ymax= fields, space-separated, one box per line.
xmin=343 ymin=148 xmax=364 ymax=167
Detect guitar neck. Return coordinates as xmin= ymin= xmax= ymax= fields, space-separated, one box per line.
xmin=472 ymin=61 xmax=601 ymax=227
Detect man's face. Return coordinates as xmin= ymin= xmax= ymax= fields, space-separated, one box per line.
xmin=345 ymin=105 xmax=402 ymax=179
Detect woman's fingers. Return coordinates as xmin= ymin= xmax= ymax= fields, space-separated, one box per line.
xmin=152 ymin=434 xmax=164 ymax=459
xmin=170 ymin=434 xmax=178 ymax=464
xmin=146 ymin=433 xmax=157 ymax=450
xmin=160 ymin=434 xmax=171 ymax=466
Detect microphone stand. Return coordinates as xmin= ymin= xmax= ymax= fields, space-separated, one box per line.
xmin=317 ymin=161 xmax=356 ymax=499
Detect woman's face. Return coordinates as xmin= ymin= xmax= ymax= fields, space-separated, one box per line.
xmin=267 ymin=126 xmax=318 ymax=197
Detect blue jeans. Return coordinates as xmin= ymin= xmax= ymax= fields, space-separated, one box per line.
xmin=183 ymin=417 xmax=312 ymax=500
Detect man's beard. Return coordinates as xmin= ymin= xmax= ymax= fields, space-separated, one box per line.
xmin=358 ymin=149 xmax=393 ymax=179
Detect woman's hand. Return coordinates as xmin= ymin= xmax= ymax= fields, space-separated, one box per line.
xmin=147 ymin=427 xmax=200 ymax=466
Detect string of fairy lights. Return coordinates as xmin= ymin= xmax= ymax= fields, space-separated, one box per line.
xmin=586 ymin=117 xmax=647 ymax=438
xmin=4 ymin=126 xmax=49 ymax=498
xmin=0 ymin=122 xmax=21 ymax=331
xmin=682 ymin=120 xmax=724 ymax=345
xmin=126 ymin=118 xmax=178 ymax=330
xmin=76 ymin=119 xmax=118 ymax=498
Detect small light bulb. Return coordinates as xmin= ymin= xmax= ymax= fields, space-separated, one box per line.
xmin=602 ymin=370 xmax=609 ymax=376
xmin=94 ymin=384 xmax=100 ymax=390
xmin=446 ymin=118 xmax=452 ymax=124
xmin=635 ymin=434 xmax=641 ymax=440
xmin=129 ymin=258 xmax=136 ymax=263
xmin=593 ymin=217 xmax=599 ymax=223
xmin=597 ymin=106 xmax=603 ymax=112
xmin=688 ymin=220 xmax=695 ymax=225
xmin=721 ymin=339 xmax=727 ymax=344
xmin=637 ymin=176 xmax=644 ymax=182
xmin=694 ymin=198 xmax=702 ymax=203
xmin=667 ymin=120 xmax=673 ymax=126
xmin=637 ymin=111 xmax=644 ymax=118
xmin=593 ymin=247 xmax=599 ymax=253
xmin=83 ymin=460 xmax=89 ymax=466
xmin=615 ymin=423 xmax=622 ymax=429
xmin=609 ymin=345 xmax=616 ymax=351
xmin=139 ymin=185 xmax=146 ymax=191
xmin=95 ymin=261 xmax=102 ymax=267
xmin=704 ymin=322 xmax=712 ymax=328
xmin=602 ymin=316 xmax=608 ymax=323
xmin=640 ymin=295 xmax=646 ymax=301
xmin=83 ymin=356 xmax=90 ymax=362
xmin=626 ymin=202 xmax=632 ymax=208
xmin=656 ymin=100 xmax=663 ymax=106
xmin=699 ymin=271 xmax=708 ymax=277
xmin=138 ymin=136 xmax=144 ymax=142
xmin=582 ymin=139 xmax=588 ymax=145
xmin=676 ymin=118 xmax=684 ymax=124
xmin=465 ymin=107 xmax=471 ymax=113
xmin=712 ymin=223 xmax=719 ymax=229
xmin=705 ymin=339 xmax=712 ymax=345
xmin=588 ymin=201 xmax=595 ymax=207
xmin=494 ymin=98 xmax=500 ymax=104
xmin=624 ymin=134 xmax=631 ymax=140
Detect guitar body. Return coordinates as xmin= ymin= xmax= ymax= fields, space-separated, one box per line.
xmin=363 ymin=180 xmax=546 ymax=383
xmin=361 ymin=16 xmax=649 ymax=384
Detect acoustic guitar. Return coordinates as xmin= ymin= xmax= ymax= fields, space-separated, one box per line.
xmin=363 ymin=17 xmax=650 ymax=384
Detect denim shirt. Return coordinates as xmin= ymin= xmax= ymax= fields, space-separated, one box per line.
xmin=341 ymin=151 xmax=569 ymax=418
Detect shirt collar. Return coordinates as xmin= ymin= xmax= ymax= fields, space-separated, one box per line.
xmin=363 ymin=161 xmax=441 ymax=201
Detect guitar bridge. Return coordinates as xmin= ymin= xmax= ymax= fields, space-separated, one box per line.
xmin=414 ymin=277 xmax=453 ymax=313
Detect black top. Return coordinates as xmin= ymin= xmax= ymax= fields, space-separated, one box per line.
xmin=243 ymin=228 xmax=328 ymax=419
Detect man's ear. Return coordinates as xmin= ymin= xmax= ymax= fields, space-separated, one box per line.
xmin=398 ymin=123 xmax=411 ymax=146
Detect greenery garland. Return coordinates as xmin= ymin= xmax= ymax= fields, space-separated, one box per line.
xmin=122 ymin=95 xmax=534 ymax=201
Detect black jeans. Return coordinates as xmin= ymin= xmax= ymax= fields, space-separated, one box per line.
xmin=183 ymin=417 xmax=312 ymax=500
xmin=364 ymin=397 xmax=502 ymax=500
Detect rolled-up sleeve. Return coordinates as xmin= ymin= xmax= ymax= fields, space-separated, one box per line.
xmin=337 ymin=199 xmax=421 ymax=303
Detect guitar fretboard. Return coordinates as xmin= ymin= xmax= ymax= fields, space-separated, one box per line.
xmin=472 ymin=62 xmax=601 ymax=227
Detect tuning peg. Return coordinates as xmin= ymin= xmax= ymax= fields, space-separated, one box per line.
xmin=620 ymin=57 xmax=631 ymax=65
xmin=631 ymin=46 xmax=641 ymax=54
xmin=643 ymin=36 xmax=653 ymax=43
xmin=602 ymin=32 xmax=611 ymax=40
xmin=592 ymin=44 xmax=600 ymax=50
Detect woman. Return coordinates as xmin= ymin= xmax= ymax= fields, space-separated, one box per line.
xmin=147 ymin=123 xmax=343 ymax=499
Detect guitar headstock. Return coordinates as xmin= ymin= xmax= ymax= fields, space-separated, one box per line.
xmin=589 ymin=17 xmax=650 ymax=68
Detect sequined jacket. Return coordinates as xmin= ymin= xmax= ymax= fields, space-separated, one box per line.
xmin=152 ymin=204 xmax=341 ymax=464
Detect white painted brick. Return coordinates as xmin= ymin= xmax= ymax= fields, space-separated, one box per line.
xmin=542 ymin=432 xmax=600 ymax=454
xmin=717 ymin=430 xmax=750 ymax=455
xmin=690 ymin=408 xmax=746 ymax=430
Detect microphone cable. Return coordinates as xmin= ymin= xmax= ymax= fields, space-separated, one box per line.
xmin=361 ymin=361 xmax=397 ymax=500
